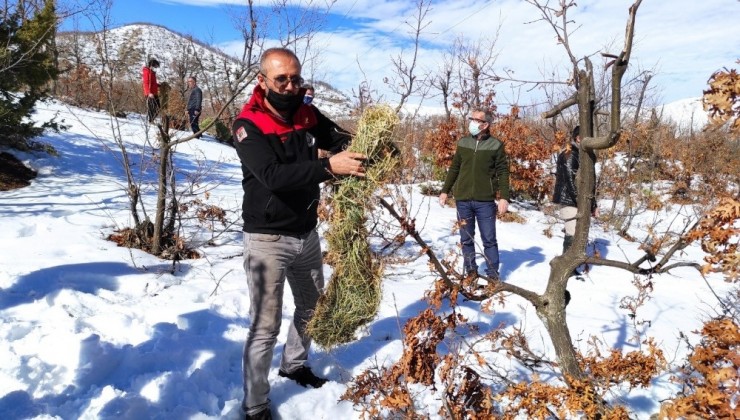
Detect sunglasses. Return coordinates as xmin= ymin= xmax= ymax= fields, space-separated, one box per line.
xmin=261 ymin=73 xmax=304 ymax=89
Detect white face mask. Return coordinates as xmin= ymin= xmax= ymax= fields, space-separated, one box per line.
xmin=468 ymin=120 xmax=483 ymax=136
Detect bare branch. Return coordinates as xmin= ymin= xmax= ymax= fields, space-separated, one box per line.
xmin=584 ymin=256 xmax=701 ymax=276
xmin=541 ymin=93 xmax=577 ymax=118
xmin=378 ymin=198 xmax=450 ymax=283
xmin=389 ymin=0 xmax=431 ymax=114
xmin=378 ymin=198 xmax=543 ymax=306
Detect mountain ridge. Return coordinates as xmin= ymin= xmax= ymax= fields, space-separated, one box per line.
xmin=55 ymin=23 xmax=708 ymax=124
xmin=56 ymin=22 xmax=354 ymax=118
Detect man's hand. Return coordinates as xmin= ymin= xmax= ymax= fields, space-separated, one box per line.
xmin=194 ymin=110 xmax=200 ymax=115
xmin=438 ymin=193 xmax=448 ymax=207
xmin=498 ymin=199 xmax=509 ymax=214
xmin=592 ymin=207 xmax=600 ymax=218
xmin=327 ymin=151 xmax=367 ymax=177
xmin=148 ymin=93 xmax=154 ymax=99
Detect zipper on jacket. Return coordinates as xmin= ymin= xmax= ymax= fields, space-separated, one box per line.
xmin=473 ymin=140 xmax=479 ymax=196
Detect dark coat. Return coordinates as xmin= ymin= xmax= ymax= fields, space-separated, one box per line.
xmin=553 ymin=143 xmax=596 ymax=210
xmin=552 ymin=144 xmax=579 ymax=207
xmin=187 ymin=86 xmax=202 ymax=111
xmin=232 ymin=85 xmax=350 ymax=235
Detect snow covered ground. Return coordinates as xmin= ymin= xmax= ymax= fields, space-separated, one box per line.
xmin=0 ymin=100 xmax=732 ymax=419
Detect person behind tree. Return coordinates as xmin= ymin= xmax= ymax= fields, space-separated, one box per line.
xmin=302 ymin=83 xmax=315 ymax=105
xmin=232 ymin=47 xmax=367 ymax=420
xmin=552 ymin=125 xmax=598 ymax=277
xmin=302 ymin=83 xmax=331 ymax=158
xmin=438 ymin=108 xmax=510 ymax=280
xmin=142 ymin=58 xmax=161 ymax=123
xmin=186 ymin=76 xmax=202 ymax=137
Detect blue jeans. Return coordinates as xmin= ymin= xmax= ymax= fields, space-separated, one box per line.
xmin=456 ymin=200 xmax=500 ymax=277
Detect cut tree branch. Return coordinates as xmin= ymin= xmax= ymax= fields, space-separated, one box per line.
xmin=378 ymin=198 xmax=542 ymax=306
xmin=541 ymin=93 xmax=577 ymax=118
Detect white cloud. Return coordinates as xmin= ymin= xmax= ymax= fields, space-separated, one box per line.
xmin=199 ymin=0 xmax=740 ymax=107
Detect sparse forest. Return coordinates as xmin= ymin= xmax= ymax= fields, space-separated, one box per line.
xmin=1 ymin=0 xmax=738 ymax=418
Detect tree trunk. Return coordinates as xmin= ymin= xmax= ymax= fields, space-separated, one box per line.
xmin=151 ymin=126 xmax=171 ymax=255
xmin=535 ymin=3 xmax=640 ymax=412
xmin=535 ymin=281 xmax=582 ymax=380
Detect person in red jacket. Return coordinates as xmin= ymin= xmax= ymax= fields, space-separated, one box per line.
xmin=142 ymin=58 xmax=160 ymax=123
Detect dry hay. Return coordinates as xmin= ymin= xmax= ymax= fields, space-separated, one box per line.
xmin=308 ymin=105 xmax=400 ymax=348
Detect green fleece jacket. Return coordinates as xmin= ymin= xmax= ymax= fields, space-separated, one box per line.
xmin=441 ymin=134 xmax=510 ymax=201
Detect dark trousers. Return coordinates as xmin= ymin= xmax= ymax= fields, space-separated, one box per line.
xmin=188 ymin=109 xmax=201 ymax=136
xmin=456 ymin=200 xmax=500 ymax=277
xmin=146 ymin=96 xmax=160 ymax=123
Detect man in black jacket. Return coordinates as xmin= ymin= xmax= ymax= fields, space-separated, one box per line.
xmin=186 ymin=76 xmax=202 ymax=137
xmin=232 ymin=47 xmax=365 ymax=420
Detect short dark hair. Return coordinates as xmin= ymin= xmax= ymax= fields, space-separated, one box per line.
xmin=148 ymin=58 xmax=160 ymax=68
xmin=472 ymin=109 xmax=494 ymax=123
xmin=259 ymin=48 xmax=301 ymax=74
xmin=572 ymin=125 xmax=580 ymax=140
xmin=188 ymin=76 xmax=196 ymax=82
xmin=303 ymin=83 xmax=314 ymax=92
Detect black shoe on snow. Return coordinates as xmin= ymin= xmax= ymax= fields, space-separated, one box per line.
xmin=279 ymin=366 xmax=327 ymax=388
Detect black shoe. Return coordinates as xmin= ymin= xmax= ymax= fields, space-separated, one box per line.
xmin=485 ymin=271 xmax=500 ymax=280
xmin=465 ymin=269 xmax=478 ymax=278
xmin=245 ymin=407 xmax=272 ymax=420
xmin=278 ymin=366 xmax=327 ymax=388
xmin=564 ymin=289 xmax=571 ymax=306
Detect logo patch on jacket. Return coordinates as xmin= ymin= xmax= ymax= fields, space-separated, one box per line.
xmin=236 ymin=126 xmax=247 ymax=142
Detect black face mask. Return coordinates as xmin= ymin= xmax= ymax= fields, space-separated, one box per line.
xmin=266 ymin=88 xmax=303 ymax=116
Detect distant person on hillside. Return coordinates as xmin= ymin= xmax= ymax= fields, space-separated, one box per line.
xmin=552 ymin=125 xmax=599 ymax=278
xmin=142 ymin=58 xmax=161 ymax=123
xmin=186 ymin=76 xmax=202 ymax=138
xmin=438 ymin=109 xmax=510 ymax=280
xmin=303 ymin=83 xmax=314 ymax=105
xmin=232 ymin=47 xmax=365 ymax=420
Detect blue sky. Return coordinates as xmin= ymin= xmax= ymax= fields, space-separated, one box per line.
xmin=61 ymin=0 xmax=740 ymax=110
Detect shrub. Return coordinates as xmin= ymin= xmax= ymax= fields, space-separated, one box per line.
xmin=201 ymin=117 xmax=232 ymax=143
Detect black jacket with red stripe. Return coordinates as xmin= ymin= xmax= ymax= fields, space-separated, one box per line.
xmin=232 ymin=85 xmax=350 ymax=235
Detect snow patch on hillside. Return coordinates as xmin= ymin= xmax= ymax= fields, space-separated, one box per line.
xmin=654 ymin=97 xmax=708 ymax=131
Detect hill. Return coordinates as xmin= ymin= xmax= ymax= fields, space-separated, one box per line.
xmin=56 ymin=23 xmax=353 ymax=118
xmin=656 ymin=97 xmax=709 ymax=131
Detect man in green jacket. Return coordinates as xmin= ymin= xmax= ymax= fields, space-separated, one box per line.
xmin=439 ymin=109 xmax=510 ymax=279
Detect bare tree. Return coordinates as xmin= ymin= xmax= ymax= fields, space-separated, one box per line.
xmin=350 ymin=61 xmax=379 ymax=116
xmin=452 ymin=32 xmax=501 ymax=117
xmin=537 ymin=0 xmax=648 ymax=389
xmin=271 ymin=0 xmax=336 ymax=67
xmin=427 ymin=50 xmax=454 ymax=119
xmin=383 ymin=0 xmax=431 ymax=114
xmin=76 ymin=0 xmax=147 ymax=228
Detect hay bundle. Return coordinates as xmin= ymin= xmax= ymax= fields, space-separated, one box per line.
xmin=308 ymin=105 xmax=400 ymax=348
